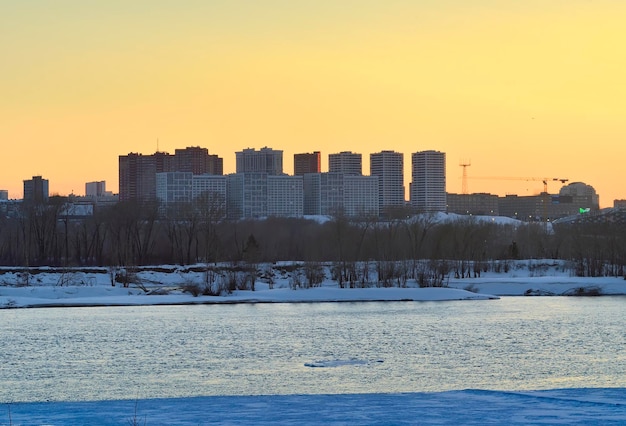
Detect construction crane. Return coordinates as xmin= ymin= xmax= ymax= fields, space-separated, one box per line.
xmin=467 ymin=176 xmax=569 ymax=224
xmin=459 ymin=161 xmax=471 ymax=194
xmin=468 ymin=177 xmax=569 ymax=194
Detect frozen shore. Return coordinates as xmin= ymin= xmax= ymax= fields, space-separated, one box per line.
xmin=1 ymin=261 xmax=625 ymax=309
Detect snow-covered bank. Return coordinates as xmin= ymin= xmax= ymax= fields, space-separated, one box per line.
xmin=0 ymin=285 xmax=497 ymax=309
xmin=448 ymin=276 xmax=626 ymax=296
xmin=1 ymin=260 xmax=625 ymax=309
xmin=5 ymin=388 xmax=626 ymax=425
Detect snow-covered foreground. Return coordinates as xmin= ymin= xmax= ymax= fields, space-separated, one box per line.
xmin=1 ymin=260 xmax=625 ymax=308
xmin=6 ymin=388 xmax=626 ymax=425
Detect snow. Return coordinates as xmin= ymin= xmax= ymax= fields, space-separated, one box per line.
xmin=0 ymin=280 xmax=498 ymax=309
xmin=423 ymin=211 xmax=527 ymax=226
xmin=5 ymin=388 xmax=626 ymax=425
xmin=1 ymin=260 xmax=625 ymax=309
xmin=2 ymin=260 xmax=625 ymax=424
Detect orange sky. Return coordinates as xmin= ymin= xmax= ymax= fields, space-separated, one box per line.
xmin=2 ymin=1 xmax=625 ymax=207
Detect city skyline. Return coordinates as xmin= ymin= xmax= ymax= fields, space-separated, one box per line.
xmin=2 ymin=146 xmax=612 ymax=205
xmin=2 ymin=1 xmax=626 ymax=207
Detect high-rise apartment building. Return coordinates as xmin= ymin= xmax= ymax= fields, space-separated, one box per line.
xmin=370 ymin=150 xmax=404 ymax=212
xmin=119 ymin=152 xmax=172 ymax=202
xmin=226 ymin=173 xmax=302 ymax=219
xmin=119 ymin=148 xmax=223 ymax=201
xmin=267 ymin=175 xmax=304 ymax=217
xmin=226 ymin=173 xmax=267 ymax=219
xmin=343 ymin=175 xmax=379 ymax=217
xmin=303 ymin=173 xmax=344 ymax=216
xmin=85 ymin=181 xmax=107 ymax=198
xmin=192 ymin=174 xmax=227 ymax=201
xmin=174 ymin=146 xmax=223 ymax=175
xmin=303 ymin=173 xmax=378 ymax=217
xmin=23 ymin=176 xmax=49 ymax=203
xmin=156 ymin=172 xmax=193 ymax=205
xmin=328 ymin=151 xmax=362 ymax=175
xmin=294 ymin=151 xmax=321 ymax=176
xmin=156 ymin=172 xmax=227 ymax=208
xmin=236 ymin=147 xmax=283 ymax=175
xmin=410 ymin=150 xmax=446 ymax=212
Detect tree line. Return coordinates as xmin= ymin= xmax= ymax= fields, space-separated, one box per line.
xmin=0 ymin=195 xmax=625 ymax=279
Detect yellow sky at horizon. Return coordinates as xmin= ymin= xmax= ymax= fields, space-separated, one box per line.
xmin=2 ymin=1 xmax=625 ymax=207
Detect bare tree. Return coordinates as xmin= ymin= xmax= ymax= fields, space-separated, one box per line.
xmin=196 ymin=191 xmax=226 ymax=264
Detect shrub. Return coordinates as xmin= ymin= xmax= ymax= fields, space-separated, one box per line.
xmin=562 ymin=286 xmax=602 ymax=296
xmin=464 ymin=284 xmax=479 ymax=293
xmin=181 ymin=283 xmax=202 ymax=297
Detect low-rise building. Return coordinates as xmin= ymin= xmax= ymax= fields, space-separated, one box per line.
xmin=447 ymin=193 xmax=499 ymax=216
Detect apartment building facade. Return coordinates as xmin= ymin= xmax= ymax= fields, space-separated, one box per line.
xmin=294 ymin=151 xmax=321 ymax=176
xmin=370 ymin=150 xmax=404 ymax=213
xmin=119 ymin=148 xmax=223 ymax=201
xmin=303 ymin=172 xmax=378 ymax=217
xmin=236 ymin=147 xmax=283 ymax=175
xmin=410 ymin=150 xmax=446 ymax=212
xmin=23 ymin=175 xmax=49 ymax=203
xmin=328 ymin=151 xmax=362 ymax=175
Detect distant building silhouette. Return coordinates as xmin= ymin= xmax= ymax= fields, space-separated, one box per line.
xmin=85 ymin=181 xmax=107 ymax=197
xmin=174 ymin=146 xmax=223 ymax=175
xmin=303 ymin=172 xmax=378 ymax=217
xmin=227 ymin=173 xmax=302 ymax=219
xmin=23 ymin=175 xmax=49 ymax=203
xmin=303 ymin=172 xmax=344 ymax=216
xmin=328 ymin=151 xmax=362 ymax=175
xmin=554 ymin=205 xmax=626 ymax=226
xmin=155 ymin=172 xmax=193 ymax=205
xmin=267 ymin=175 xmax=304 ymax=217
xmin=559 ymin=182 xmax=599 ymax=211
xmin=115 ymin=145 xmax=611 ymax=221
xmin=410 ymin=150 xmax=446 ymax=212
xmin=294 ymin=151 xmax=321 ymax=176
xmin=0 ymin=190 xmax=8 ymax=201
xmin=498 ymin=194 xmax=546 ymax=221
xmin=156 ymin=172 xmax=227 ymax=214
xmin=614 ymin=199 xmax=626 ymax=209
xmin=496 ymin=182 xmax=598 ymax=221
xmin=370 ymin=150 xmax=404 ymax=213
xmin=446 ymin=193 xmax=499 ymax=216
xmin=343 ymin=175 xmax=379 ymax=217
xmin=119 ymin=152 xmax=172 ymax=201
xmin=236 ymin=147 xmax=283 ymax=175
xmin=119 ymin=147 xmax=223 ymax=201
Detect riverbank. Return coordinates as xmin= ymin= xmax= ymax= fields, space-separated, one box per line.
xmin=1 ymin=261 xmax=625 ymax=308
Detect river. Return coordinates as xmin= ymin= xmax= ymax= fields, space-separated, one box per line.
xmin=1 ymin=297 xmax=624 ymax=403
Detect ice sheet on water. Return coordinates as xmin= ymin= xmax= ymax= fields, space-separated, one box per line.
xmin=5 ymin=388 xmax=626 ymax=425
xmin=304 ymin=358 xmax=384 ymax=368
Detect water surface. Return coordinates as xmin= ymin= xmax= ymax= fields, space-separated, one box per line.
xmin=1 ymin=297 xmax=624 ymax=402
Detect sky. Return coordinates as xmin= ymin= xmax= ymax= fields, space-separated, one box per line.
xmin=2 ymin=1 xmax=626 ymax=206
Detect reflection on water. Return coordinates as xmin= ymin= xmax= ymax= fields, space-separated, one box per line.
xmin=1 ymin=297 xmax=625 ymax=402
